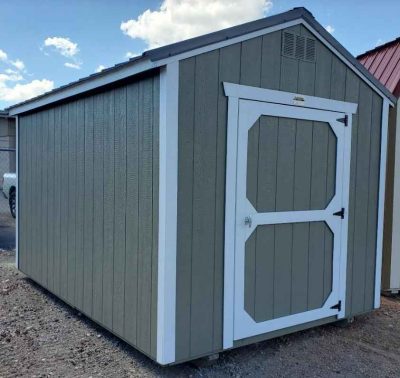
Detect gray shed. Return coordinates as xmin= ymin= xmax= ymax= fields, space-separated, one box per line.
xmin=8 ymin=7 xmax=395 ymax=365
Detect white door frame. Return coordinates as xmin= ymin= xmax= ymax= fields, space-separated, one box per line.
xmin=223 ymin=82 xmax=358 ymax=349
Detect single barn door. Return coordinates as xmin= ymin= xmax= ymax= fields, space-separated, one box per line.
xmin=225 ymin=92 xmax=354 ymax=343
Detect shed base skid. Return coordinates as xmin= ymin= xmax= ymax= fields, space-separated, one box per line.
xmin=382 ymin=290 xmax=400 ymax=297
xmin=191 ymin=354 xmax=220 ymax=368
xmin=334 ymin=317 xmax=355 ymax=328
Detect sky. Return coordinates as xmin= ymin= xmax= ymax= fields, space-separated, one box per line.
xmin=0 ymin=0 xmax=399 ymax=110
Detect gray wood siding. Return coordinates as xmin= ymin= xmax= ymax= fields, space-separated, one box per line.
xmin=18 ymin=75 xmax=160 ymax=359
xmin=176 ymin=25 xmax=383 ymax=361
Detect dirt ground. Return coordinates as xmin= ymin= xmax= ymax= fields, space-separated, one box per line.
xmin=1 ymin=250 xmax=400 ymax=377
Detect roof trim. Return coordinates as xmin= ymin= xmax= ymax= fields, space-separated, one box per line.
xmin=8 ymin=7 xmax=395 ymax=115
xmin=8 ymin=58 xmax=155 ymax=116
xmin=297 ymin=13 xmax=396 ymax=104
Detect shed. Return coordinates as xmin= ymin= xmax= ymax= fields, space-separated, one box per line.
xmin=358 ymin=39 xmax=400 ymax=294
xmin=8 ymin=7 xmax=395 ymax=365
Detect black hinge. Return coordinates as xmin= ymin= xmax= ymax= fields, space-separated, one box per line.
xmin=331 ymin=300 xmax=342 ymax=311
xmin=333 ymin=208 xmax=345 ymax=219
xmin=337 ymin=115 xmax=348 ymax=126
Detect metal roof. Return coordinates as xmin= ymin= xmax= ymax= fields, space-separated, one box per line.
xmin=7 ymin=7 xmax=395 ymax=114
xmin=358 ymin=38 xmax=400 ymax=97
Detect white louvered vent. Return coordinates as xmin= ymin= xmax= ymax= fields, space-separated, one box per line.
xmin=283 ymin=32 xmax=295 ymax=57
xmin=282 ymin=32 xmax=316 ymax=62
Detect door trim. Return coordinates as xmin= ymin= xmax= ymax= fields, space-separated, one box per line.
xmin=224 ymin=82 xmax=358 ymax=113
xmin=223 ymin=83 xmax=358 ymax=349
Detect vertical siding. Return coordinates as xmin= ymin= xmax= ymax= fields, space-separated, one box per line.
xmin=75 ymin=100 xmax=85 ymax=309
xmin=18 ymin=74 xmax=160 ymax=360
xmin=67 ymin=103 xmax=77 ymax=303
xmin=112 ymin=87 xmax=127 ymax=335
xmin=102 ymin=92 xmax=114 ymax=327
xmin=176 ymin=25 xmax=384 ymax=361
xmin=93 ymin=94 xmax=104 ymax=322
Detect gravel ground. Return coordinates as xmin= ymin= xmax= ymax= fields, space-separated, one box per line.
xmin=1 ymin=250 xmax=400 ymax=377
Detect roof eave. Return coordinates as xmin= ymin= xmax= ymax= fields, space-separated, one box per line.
xmin=8 ymin=56 xmax=155 ymax=116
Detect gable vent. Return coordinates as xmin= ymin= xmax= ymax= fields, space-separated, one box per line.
xmin=283 ymin=32 xmax=295 ymax=56
xmin=295 ymin=35 xmax=306 ymax=59
xmin=282 ymin=32 xmax=316 ymax=62
xmin=305 ymin=38 xmax=316 ymax=61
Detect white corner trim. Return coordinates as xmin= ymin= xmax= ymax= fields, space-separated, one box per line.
xmin=390 ymin=101 xmax=400 ymax=290
xmin=223 ymin=82 xmax=358 ymax=114
xmin=157 ymin=61 xmax=179 ymax=364
xmin=15 ymin=115 xmax=19 ymax=270
xmin=375 ymin=98 xmax=390 ymax=308
xmin=338 ymin=113 xmax=353 ymax=317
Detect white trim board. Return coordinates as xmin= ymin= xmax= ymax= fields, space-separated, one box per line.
xmin=224 ymin=83 xmax=358 ymax=113
xmin=8 ymin=15 xmax=393 ymax=116
xmin=223 ymin=95 xmax=240 ymax=349
xmin=375 ymin=98 xmax=390 ymax=307
xmin=157 ymin=61 xmax=179 ymax=364
xmin=15 ymin=115 xmax=19 ymax=269
xmin=389 ymin=101 xmax=400 ymax=291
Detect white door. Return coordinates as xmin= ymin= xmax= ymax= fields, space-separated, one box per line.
xmin=229 ymin=97 xmax=353 ymax=342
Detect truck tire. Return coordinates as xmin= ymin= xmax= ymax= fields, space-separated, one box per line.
xmin=9 ymin=188 xmax=16 ymax=218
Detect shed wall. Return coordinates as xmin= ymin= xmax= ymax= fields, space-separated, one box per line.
xmin=18 ymin=75 xmax=160 ymax=359
xmin=176 ymin=24 xmax=383 ymax=361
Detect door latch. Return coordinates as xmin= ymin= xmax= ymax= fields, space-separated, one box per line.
xmin=244 ymin=216 xmax=252 ymax=228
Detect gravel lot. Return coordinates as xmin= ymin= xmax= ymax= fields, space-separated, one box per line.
xmin=1 ymin=249 xmax=400 ymax=377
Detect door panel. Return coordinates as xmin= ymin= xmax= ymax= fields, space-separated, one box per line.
xmin=244 ymin=222 xmax=333 ymax=323
xmin=246 ymin=116 xmax=337 ymax=213
xmin=233 ymin=99 xmax=350 ymax=341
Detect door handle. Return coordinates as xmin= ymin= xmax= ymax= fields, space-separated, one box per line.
xmin=244 ymin=216 xmax=252 ymax=228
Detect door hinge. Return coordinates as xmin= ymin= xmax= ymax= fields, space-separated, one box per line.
xmin=333 ymin=208 xmax=345 ymax=219
xmin=337 ymin=114 xmax=348 ymax=126
xmin=331 ymin=300 xmax=342 ymax=312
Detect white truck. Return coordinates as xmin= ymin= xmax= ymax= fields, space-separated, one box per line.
xmin=2 ymin=173 xmax=16 ymax=218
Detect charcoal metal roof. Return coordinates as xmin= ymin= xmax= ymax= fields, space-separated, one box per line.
xmin=358 ymin=38 xmax=400 ymax=97
xmin=8 ymin=7 xmax=395 ymax=114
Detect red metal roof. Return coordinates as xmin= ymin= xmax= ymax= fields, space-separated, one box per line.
xmin=358 ymin=38 xmax=400 ymax=97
